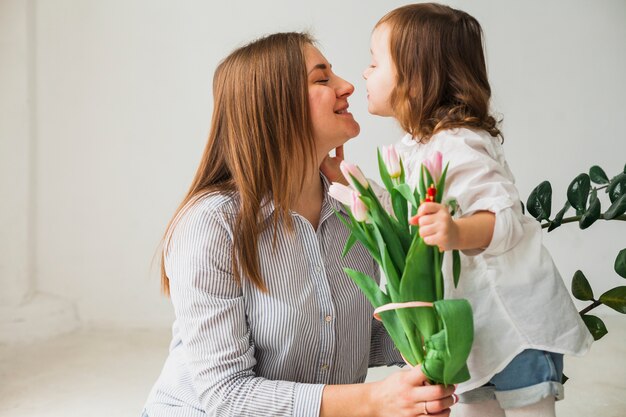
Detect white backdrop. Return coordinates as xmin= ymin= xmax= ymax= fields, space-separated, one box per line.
xmin=2 ymin=0 xmax=625 ymax=331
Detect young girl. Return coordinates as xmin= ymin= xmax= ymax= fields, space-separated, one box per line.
xmin=141 ymin=32 xmax=456 ymax=417
xmin=323 ymin=3 xmax=592 ymax=417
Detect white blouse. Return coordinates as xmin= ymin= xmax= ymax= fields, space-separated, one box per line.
xmin=373 ymin=127 xmax=592 ymax=393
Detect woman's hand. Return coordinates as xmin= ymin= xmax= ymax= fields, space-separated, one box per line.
xmin=415 ymin=202 xmax=460 ymax=252
xmin=368 ymin=366 xmax=456 ymax=417
xmin=320 ymin=146 xmax=348 ymax=185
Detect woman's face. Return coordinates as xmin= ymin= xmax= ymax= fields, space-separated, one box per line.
xmin=363 ymin=23 xmax=396 ymax=117
xmin=305 ymin=45 xmax=360 ymax=158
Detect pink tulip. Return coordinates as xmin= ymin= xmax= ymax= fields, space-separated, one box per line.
xmin=329 ymin=183 xmax=354 ymax=206
xmin=382 ymin=145 xmax=402 ymax=179
xmin=423 ymin=151 xmax=443 ymax=182
xmin=340 ymin=161 xmax=369 ymax=190
xmin=352 ymin=192 xmax=369 ymax=222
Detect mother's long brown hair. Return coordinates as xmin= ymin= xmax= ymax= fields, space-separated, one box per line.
xmin=377 ymin=3 xmax=502 ymax=141
xmin=161 ymin=32 xmax=316 ymax=295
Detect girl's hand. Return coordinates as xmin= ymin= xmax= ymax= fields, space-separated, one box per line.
xmin=320 ymin=146 xmax=348 ymax=185
xmin=369 ymin=366 xmax=455 ymax=417
xmin=416 ymin=202 xmax=459 ymax=251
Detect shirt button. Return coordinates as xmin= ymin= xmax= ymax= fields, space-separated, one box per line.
xmin=315 ymin=265 xmax=322 ymax=273
xmin=324 ymin=315 xmax=333 ymax=323
xmin=320 ymin=363 xmax=329 ymax=371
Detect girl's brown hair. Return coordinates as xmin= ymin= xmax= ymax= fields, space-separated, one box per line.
xmin=160 ymin=32 xmax=316 ymax=295
xmin=377 ymin=3 xmax=502 ymax=142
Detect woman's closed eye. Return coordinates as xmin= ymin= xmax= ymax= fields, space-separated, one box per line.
xmin=315 ymin=78 xmax=330 ymax=84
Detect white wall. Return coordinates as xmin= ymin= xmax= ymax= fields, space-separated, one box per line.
xmin=1 ymin=0 xmax=32 ymax=306
xmin=10 ymin=0 xmax=625 ymax=329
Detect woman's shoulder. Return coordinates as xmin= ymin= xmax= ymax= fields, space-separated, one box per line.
xmin=171 ymin=191 xmax=239 ymax=238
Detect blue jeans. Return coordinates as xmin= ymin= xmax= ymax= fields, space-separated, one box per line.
xmin=458 ymin=349 xmax=564 ymax=409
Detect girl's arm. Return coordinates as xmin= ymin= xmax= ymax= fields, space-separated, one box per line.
xmin=416 ymin=203 xmax=495 ymax=252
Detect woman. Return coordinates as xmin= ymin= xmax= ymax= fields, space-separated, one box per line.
xmin=142 ymin=32 xmax=455 ymax=417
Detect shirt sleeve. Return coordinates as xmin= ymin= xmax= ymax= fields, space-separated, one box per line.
xmin=431 ymin=132 xmax=525 ymax=256
xmin=166 ymin=201 xmax=325 ymax=417
xmin=369 ymin=318 xmax=405 ymax=367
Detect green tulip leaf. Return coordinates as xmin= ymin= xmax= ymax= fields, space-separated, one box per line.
xmin=395 ymin=183 xmax=418 ymax=207
xmin=527 ymin=181 xmax=552 ymax=221
xmin=579 ymin=190 xmax=600 ymax=229
xmin=453 ymin=250 xmax=461 ymax=288
xmin=604 ymin=193 xmax=626 ymax=220
xmin=391 ymin=188 xmax=409 ymax=232
xmin=377 ymin=148 xmax=394 ymax=193
xmin=567 ymin=173 xmax=590 ymax=213
xmin=421 ymin=299 xmax=473 ymax=385
xmin=343 ymin=268 xmax=389 ymax=308
xmin=400 ymin=237 xmax=437 ymax=338
xmin=589 ymin=165 xmax=609 ymax=184
xmin=599 ymin=286 xmax=626 ymax=314
xmin=581 ymin=314 xmax=608 ymax=341
xmin=608 ymin=173 xmax=626 ymax=203
xmin=341 ymin=233 xmax=358 ymax=258
xmin=615 ymin=248 xmax=626 ymax=279
xmin=571 ymin=270 xmax=594 ymax=301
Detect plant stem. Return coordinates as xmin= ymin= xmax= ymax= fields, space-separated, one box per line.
xmin=541 ymin=214 xmax=626 ymax=229
xmin=579 ymin=300 xmax=602 ymax=315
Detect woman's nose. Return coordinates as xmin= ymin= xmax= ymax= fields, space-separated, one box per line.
xmin=362 ymin=67 xmax=371 ymax=80
xmin=336 ymin=77 xmax=355 ymax=98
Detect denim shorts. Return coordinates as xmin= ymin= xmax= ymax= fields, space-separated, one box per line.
xmin=458 ymin=349 xmax=564 ymax=409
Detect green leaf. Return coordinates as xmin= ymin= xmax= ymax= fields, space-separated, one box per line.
xmin=571 ymin=270 xmax=594 ymax=301
xmin=608 ymin=173 xmax=626 ymax=203
xmin=548 ymin=201 xmax=571 ymax=232
xmin=527 ymin=181 xmax=552 ymax=221
xmin=615 ymin=248 xmax=626 ymax=279
xmin=419 ymin=165 xmax=427 ymax=199
xmin=341 ymin=233 xmax=358 ymax=258
xmin=357 ymin=193 xmax=406 ymax=272
xmin=453 ymin=250 xmax=461 ymax=288
xmin=333 ymin=209 xmax=381 ymax=264
xmin=395 ymin=183 xmax=418 ymax=207
xmin=567 ymin=173 xmax=591 ymax=214
xmin=599 ymin=286 xmax=626 ymax=313
xmin=589 ymin=165 xmax=609 ymax=184
xmin=377 ymin=148 xmax=394 ymax=193
xmin=604 ymin=193 xmax=626 ymax=220
xmin=343 ymin=268 xmax=389 ymax=308
xmin=579 ymin=190 xmax=600 ymax=229
xmin=391 ymin=188 xmax=409 ymax=233
xmin=377 ymin=308 xmax=420 ymax=365
xmin=399 ymin=236 xmax=437 ymax=340
xmin=581 ymin=314 xmax=608 ymax=341
xmin=421 ymin=299 xmax=474 ymax=385
xmin=435 ymin=162 xmax=450 ymax=204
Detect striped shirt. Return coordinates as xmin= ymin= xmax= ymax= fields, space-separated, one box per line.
xmin=143 ymin=175 xmax=402 ymax=417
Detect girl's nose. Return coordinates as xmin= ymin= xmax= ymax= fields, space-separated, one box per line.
xmin=362 ymin=67 xmax=371 ymax=80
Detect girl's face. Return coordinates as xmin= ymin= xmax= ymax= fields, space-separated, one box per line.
xmin=305 ymin=45 xmax=360 ymax=158
xmin=363 ymin=24 xmax=396 ymax=117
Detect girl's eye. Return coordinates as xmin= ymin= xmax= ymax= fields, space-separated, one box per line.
xmin=316 ymin=79 xmax=329 ymax=84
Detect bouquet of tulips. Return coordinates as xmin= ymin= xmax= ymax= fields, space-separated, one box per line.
xmin=329 ymin=146 xmax=474 ymax=385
